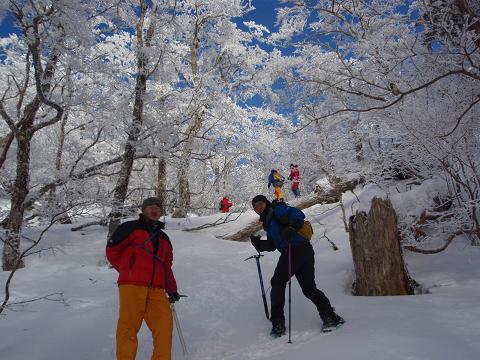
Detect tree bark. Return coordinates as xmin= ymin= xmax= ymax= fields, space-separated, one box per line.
xmin=172 ymin=160 xmax=191 ymax=218
xmin=107 ymin=2 xmax=157 ymax=236
xmin=156 ymin=157 xmax=167 ymax=216
xmin=49 ymin=101 xmax=72 ymax=224
xmin=107 ymin=114 xmax=142 ymax=237
xmin=2 ymin=8 xmax=64 ymax=270
xmin=171 ymin=113 xmax=202 ymax=218
xmin=213 ymin=164 xmax=221 ymax=199
xmin=0 ymin=131 xmax=14 ymax=169
xmin=350 ymin=115 xmax=364 ymax=162
xmin=348 ymin=197 xmax=411 ymax=296
xmin=2 ymin=132 xmax=32 ymax=270
xmin=171 ymin=9 xmax=205 ymax=218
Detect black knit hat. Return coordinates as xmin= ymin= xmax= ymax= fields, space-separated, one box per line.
xmin=251 ymin=194 xmax=270 ymax=207
xmin=141 ymin=197 xmax=162 ymax=211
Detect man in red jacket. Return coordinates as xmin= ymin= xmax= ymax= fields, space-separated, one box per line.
xmin=107 ymin=197 xmax=180 ymax=360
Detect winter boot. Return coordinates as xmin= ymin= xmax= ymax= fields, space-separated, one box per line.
xmin=321 ymin=313 xmax=345 ymax=333
xmin=270 ymin=321 xmax=286 ymax=338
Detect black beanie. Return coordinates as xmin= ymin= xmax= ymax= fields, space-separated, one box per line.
xmin=141 ymin=197 xmax=162 ymax=211
xmin=251 ymin=194 xmax=270 ymax=207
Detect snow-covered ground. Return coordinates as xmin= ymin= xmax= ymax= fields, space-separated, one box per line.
xmin=1 ymin=190 xmax=480 ymax=360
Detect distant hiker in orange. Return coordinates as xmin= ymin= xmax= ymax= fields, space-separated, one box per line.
xmin=220 ymin=196 xmax=233 ymax=213
xmin=288 ymin=164 xmax=301 ymax=198
xmin=107 ymin=197 xmax=181 ymax=360
xmin=268 ymin=169 xmax=285 ymax=201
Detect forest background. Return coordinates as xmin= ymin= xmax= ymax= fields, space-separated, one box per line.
xmin=0 ymin=0 xmax=479 ymax=275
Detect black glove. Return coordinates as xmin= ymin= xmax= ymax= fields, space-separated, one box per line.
xmin=168 ymin=292 xmax=181 ymax=303
xmin=250 ymin=235 xmax=262 ymax=252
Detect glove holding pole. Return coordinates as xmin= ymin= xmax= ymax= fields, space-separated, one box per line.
xmin=168 ymin=292 xmax=181 ymax=303
xmin=246 ymin=235 xmax=270 ymax=320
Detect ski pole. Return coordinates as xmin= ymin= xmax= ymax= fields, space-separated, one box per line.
xmin=288 ymin=243 xmax=292 ymax=344
xmin=245 ymin=254 xmax=270 ymax=320
xmin=171 ymin=299 xmax=188 ymax=356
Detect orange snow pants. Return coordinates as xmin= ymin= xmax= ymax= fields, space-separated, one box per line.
xmin=116 ymin=284 xmax=173 ymax=360
xmin=274 ymin=186 xmax=284 ymax=200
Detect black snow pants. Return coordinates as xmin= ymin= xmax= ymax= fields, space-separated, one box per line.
xmin=270 ymin=243 xmax=334 ymax=325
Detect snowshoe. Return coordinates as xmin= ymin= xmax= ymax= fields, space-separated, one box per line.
xmin=321 ymin=314 xmax=345 ymax=333
xmin=270 ymin=322 xmax=286 ymax=338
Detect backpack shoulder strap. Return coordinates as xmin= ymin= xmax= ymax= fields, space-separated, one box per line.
xmin=273 ymin=204 xmax=305 ymax=229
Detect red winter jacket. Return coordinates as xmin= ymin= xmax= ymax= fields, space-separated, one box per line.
xmin=106 ymin=215 xmax=177 ymax=292
xmin=289 ymin=168 xmax=300 ymax=182
xmin=221 ymin=197 xmax=233 ymax=213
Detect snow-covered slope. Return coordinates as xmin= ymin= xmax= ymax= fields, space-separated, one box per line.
xmin=1 ymin=193 xmax=480 ymax=360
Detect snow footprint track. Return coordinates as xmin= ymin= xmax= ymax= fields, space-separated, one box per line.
xmin=225 ymin=327 xmax=329 ymax=360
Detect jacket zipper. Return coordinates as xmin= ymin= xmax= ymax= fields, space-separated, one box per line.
xmin=128 ymin=253 xmax=135 ymax=277
xmin=150 ymin=253 xmax=156 ymax=287
xmin=149 ymin=234 xmax=158 ymax=287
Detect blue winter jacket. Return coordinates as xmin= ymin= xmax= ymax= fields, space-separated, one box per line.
xmin=264 ymin=203 xmax=307 ymax=253
xmin=268 ymin=171 xmax=285 ymax=188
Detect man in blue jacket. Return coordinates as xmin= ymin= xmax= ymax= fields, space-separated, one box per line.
xmin=250 ymin=195 xmax=344 ymax=337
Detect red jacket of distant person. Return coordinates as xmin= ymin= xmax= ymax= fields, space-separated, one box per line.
xmin=221 ymin=196 xmax=233 ymax=213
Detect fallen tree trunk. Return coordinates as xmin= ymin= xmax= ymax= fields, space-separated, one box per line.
xmin=224 ymin=178 xmax=360 ymax=241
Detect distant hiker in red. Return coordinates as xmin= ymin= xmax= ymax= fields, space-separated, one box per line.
xmin=288 ymin=164 xmax=301 ymax=198
xmin=107 ymin=197 xmax=180 ymax=360
xmin=220 ymin=196 xmax=233 ymax=213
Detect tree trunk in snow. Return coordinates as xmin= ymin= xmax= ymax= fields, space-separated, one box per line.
xmin=172 ymin=158 xmax=191 ymax=218
xmin=171 ymin=12 xmax=205 ymax=219
xmin=350 ymin=115 xmax=364 ymax=162
xmin=0 ymin=132 xmax=14 ymax=170
xmin=107 ymin=4 xmax=157 ymax=237
xmin=1 ymin=5 xmax=67 ymax=270
xmin=171 ymin=113 xmax=202 ymax=218
xmin=2 ymin=132 xmax=32 ymax=270
xmin=348 ymin=197 xmax=411 ymax=296
xmin=2 ymin=54 xmax=62 ymax=270
xmin=156 ymin=157 xmax=167 ymax=216
xmin=49 ymin=105 xmax=72 ymax=224
xmin=107 ymin=122 xmax=141 ymax=237
xmin=213 ymin=164 xmax=220 ymax=198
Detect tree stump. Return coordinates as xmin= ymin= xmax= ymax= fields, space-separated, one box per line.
xmin=349 ymin=197 xmax=411 ymax=296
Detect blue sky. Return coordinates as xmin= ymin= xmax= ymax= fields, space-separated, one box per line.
xmin=0 ymin=11 xmax=15 ymax=37
xmin=0 ymin=1 xmax=281 ymax=37
xmin=0 ymin=1 xmax=289 ymax=121
xmin=242 ymin=0 xmax=279 ymax=30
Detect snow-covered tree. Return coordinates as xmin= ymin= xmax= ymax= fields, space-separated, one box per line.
xmin=0 ymin=1 xmax=102 ymax=270
xmin=266 ymin=0 xmax=480 ymax=245
xmin=165 ymin=0 xmax=270 ymax=217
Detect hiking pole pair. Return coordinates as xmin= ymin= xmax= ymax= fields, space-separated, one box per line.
xmin=171 ymin=295 xmax=188 ymax=356
xmin=245 ymin=253 xmax=270 ymax=320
